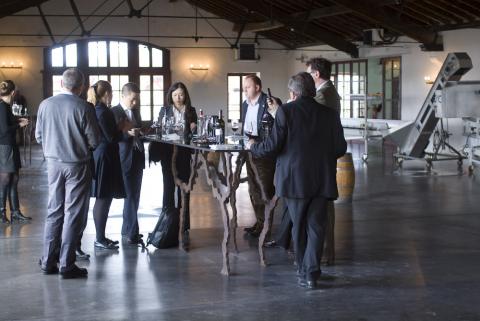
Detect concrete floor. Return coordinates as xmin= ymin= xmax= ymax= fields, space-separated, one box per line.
xmin=1 ymin=142 xmax=480 ymax=321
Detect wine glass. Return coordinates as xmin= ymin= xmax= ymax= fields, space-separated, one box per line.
xmin=231 ymin=119 xmax=239 ymax=139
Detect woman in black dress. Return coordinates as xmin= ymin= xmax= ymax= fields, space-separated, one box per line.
xmin=0 ymin=80 xmax=30 ymax=223
xmin=90 ymin=80 xmax=131 ymax=249
xmin=158 ymin=82 xmax=197 ymax=234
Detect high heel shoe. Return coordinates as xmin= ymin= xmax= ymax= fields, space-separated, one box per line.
xmin=1 ymin=208 xmax=9 ymax=224
xmin=10 ymin=210 xmax=32 ymax=222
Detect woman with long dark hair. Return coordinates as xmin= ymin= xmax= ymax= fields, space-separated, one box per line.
xmin=158 ymin=82 xmax=197 ymax=234
xmin=0 ymin=80 xmax=30 ymax=223
xmin=90 ymin=80 xmax=131 ymax=249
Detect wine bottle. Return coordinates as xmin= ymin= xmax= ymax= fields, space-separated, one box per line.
xmin=261 ymin=111 xmax=274 ymax=140
xmin=197 ymin=108 xmax=204 ymax=136
xmin=215 ymin=110 xmax=225 ymax=144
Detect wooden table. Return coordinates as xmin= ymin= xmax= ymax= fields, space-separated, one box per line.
xmin=144 ymin=135 xmax=278 ymax=275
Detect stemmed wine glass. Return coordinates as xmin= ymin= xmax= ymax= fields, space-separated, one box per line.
xmin=231 ymin=119 xmax=240 ymax=140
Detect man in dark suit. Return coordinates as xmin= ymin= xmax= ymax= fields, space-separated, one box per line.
xmin=248 ymin=72 xmax=347 ymax=289
xmin=306 ymin=57 xmax=341 ymax=113
xmin=111 ymin=82 xmax=145 ymax=245
xmin=240 ymin=74 xmax=276 ymax=237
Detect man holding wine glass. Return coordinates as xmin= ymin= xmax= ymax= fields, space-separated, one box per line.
xmin=240 ymin=74 xmax=279 ymax=238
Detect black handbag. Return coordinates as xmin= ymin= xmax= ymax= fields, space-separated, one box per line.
xmin=146 ymin=207 xmax=179 ymax=249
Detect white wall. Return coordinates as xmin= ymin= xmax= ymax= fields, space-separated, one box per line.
xmin=0 ymin=0 xmax=300 ymax=115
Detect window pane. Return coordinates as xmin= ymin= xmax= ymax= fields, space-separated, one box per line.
xmin=51 ymin=47 xmax=63 ymax=67
xmin=110 ymin=41 xmax=128 ymax=67
xmin=89 ymin=41 xmax=107 ymax=67
xmin=110 ymin=75 xmax=129 ymax=106
xmin=228 ymin=75 xmax=241 ymax=121
xmin=152 ymin=48 xmax=163 ymax=67
xmin=153 ymin=75 xmax=163 ymax=90
xmin=139 ymin=45 xmax=150 ymax=67
xmin=65 ymin=44 xmax=77 ymax=67
xmin=153 ymin=91 xmax=164 ymax=106
xmin=52 ymin=75 xmax=63 ymax=95
xmin=140 ymin=75 xmax=151 ymax=121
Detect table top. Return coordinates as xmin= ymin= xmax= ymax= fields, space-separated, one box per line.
xmin=143 ymin=134 xmax=250 ymax=152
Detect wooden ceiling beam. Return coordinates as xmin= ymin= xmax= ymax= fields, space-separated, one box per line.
xmin=234 ymin=0 xmax=358 ymax=57
xmin=333 ymin=0 xmax=441 ymax=49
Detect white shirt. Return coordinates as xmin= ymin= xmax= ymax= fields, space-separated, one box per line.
xmin=120 ymin=102 xmax=132 ymax=121
xmin=243 ymin=97 xmax=260 ymax=136
xmin=316 ymin=80 xmax=328 ymax=92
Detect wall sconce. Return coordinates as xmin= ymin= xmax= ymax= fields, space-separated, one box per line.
xmin=424 ymin=76 xmax=434 ymax=84
xmin=1 ymin=61 xmax=23 ymax=69
xmin=189 ymin=64 xmax=209 ymax=71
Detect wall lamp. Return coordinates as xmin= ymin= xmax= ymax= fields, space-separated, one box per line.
xmin=1 ymin=61 xmax=23 ymax=69
xmin=424 ymin=76 xmax=434 ymax=84
xmin=189 ymin=64 xmax=209 ymax=71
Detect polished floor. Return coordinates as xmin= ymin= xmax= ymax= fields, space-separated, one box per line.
xmin=1 ymin=142 xmax=480 ymax=321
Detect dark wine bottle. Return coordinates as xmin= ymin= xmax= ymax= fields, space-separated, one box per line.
xmin=215 ymin=110 xmax=225 ymax=144
xmin=261 ymin=111 xmax=274 ymax=140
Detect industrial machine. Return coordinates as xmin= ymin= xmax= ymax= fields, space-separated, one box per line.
xmin=385 ymin=52 xmax=480 ymax=170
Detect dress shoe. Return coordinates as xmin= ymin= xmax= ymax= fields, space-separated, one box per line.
xmin=60 ymin=265 xmax=88 ymax=279
xmin=243 ymin=224 xmax=258 ymax=233
xmin=75 ymin=249 xmax=90 ymax=260
xmin=126 ymin=234 xmax=144 ymax=246
xmin=298 ymin=278 xmax=317 ymax=289
xmin=94 ymin=239 xmax=119 ymax=250
xmin=264 ymin=240 xmax=278 ymax=248
xmin=11 ymin=210 xmax=32 ymax=222
xmin=1 ymin=209 xmax=10 ymax=224
xmin=41 ymin=265 xmax=59 ymax=275
xmin=105 ymin=238 xmax=119 ymax=245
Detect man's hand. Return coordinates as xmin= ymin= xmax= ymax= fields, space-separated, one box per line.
xmin=128 ymin=128 xmax=141 ymax=137
xmin=18 ymin=118 xmax=29 ymax=128
xmin=246 ymin=138 xmax=255 ymax=150
xmin=267 ymin=97 xmax=279 ymax=116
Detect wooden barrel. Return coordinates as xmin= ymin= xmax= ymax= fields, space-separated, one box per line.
xmin=336 ymin=153 xmax=355 ymax=203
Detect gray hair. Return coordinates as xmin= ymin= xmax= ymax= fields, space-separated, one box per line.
xmin=62 ymin=68 xmax=84 ymax=90
xmin=287 ymin=72 xmax=316 ymax=98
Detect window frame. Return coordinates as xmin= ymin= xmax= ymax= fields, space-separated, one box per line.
xmin=43 ymin=38 xmax=171 ymax=124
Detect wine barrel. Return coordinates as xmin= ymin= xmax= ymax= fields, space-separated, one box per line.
xmin=336 ymin=153 xmax=355 ymax=203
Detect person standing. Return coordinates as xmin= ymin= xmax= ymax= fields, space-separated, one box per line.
xmin=111 ymin=82 xmax=145 ymax=245
xmin=36 ymin=68 xmax=100 ymax=278
xmin=0 ymin=80 xmax=30 ymax=223
xmin=248 ymin=72 xmax=347 ymax=289
xmin=90 ymin=80 xmax=131 ymax=250
xmin=241 ymin=75 xmax=276 ymax=238
xmin=156 ymin=82 xmax=197 ymax=235
xmin=306 ymin=57 xmax=341 ymax=113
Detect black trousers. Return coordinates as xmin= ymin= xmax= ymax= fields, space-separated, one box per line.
xmin=160 ymin=145 xmax=191 ymax=231
xmin=284 ymin=195 xmax=328 ymax=281
xmin=275 ymin=204 xmax=293 ymax=249
xmin=121 ymin=166 xmax=143 ymax=239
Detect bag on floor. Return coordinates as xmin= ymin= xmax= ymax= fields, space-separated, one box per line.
xmin=146 ymin=207 xmax=179 ymax=249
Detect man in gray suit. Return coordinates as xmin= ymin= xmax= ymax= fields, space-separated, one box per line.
xmin=36 ymin=68 xmax=100 ymax=279
xmin=306 ymin=57 xmax=341 ymax=113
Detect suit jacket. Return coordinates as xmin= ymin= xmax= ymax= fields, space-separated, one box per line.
xmin=315 ymin=80 xmax=341 ymax=114
xmin=250 ymin=96 xmax=347 ymax=199
xmin=111 ymin=104 xmax=145 ymax=173
xmin=240 ymin=92 xmax=271 ymax=138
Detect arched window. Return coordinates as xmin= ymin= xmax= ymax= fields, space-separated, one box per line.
xmin=43 ymin=39 xmax=171 ymax=123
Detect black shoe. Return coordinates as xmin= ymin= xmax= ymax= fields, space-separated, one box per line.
xmin=11 ymin=210 xmax=32 ymax=221
xmin=1 ymin=209 xmax=10 ymax=224
xmin=94 ymin=240 xmax=119 ymax=250
xmin=298 ymin=278 xmax=317 ymax=289
xmin=60 ymin=265 xmax=88 ymax=279
xmin=243 ymin=224 xmax=257 ymax=233
xmin=247 ymin=227 xmax=262 ymax=238
xmin=264 ymin=240 xmax=278 ymax=248
xmin=39 ymin=259 xmax=59 ymax=275
xmin=75 ymin=249 xmax=90 ymax=260
xmin=126 ymin=234 xmax=144 ymax=245
xmin=105 ymin=238 xmax=119 ymax=245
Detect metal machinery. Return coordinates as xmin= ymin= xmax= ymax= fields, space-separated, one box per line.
xmin=386 ymin=52 xmax=480 ymax=171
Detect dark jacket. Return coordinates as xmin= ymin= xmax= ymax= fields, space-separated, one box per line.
xmin=0 ymin=100 xmax=19 ymax=146
xmin=111 ymin=104 xmax=145 ymax=173
xmin=315 ymin=80 xmax=341 ymax=114
xmin=240 ymin=92 xmax=272 ymax=139
xmin=153 ymin=105 xmax=198 ymax=163
xmin=92 ymin=103 xmax=126 ymax=198
xmin=250 ymin=96 xmax=347 ymax=199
